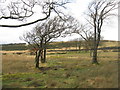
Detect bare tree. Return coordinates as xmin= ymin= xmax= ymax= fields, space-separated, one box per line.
xmin=21 ymin=16 xmax=73 ymax=68
xmin=0 ymin=0 xmax=70 ymax=27
xmin=86 ymin=0 xmax=118 ymax=64
xmin=72 ymin=24 xmax=94 ymax=55
xmin=75 ymin=25 xmax=93 ymax=47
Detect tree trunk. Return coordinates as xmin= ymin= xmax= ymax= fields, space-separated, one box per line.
xmin=41 ymin=49 xmax=46 ymax=63
xmin=44 ymin=48 xmax=46 ymax=62
xmin=35 ymin=50 xmax=41 ymax=68
xmin=92 ymin=46 xmax=99 ymax=64
xmin=92 ymin=28 xmax=101 ymax=64
xmin=92 ymin=36 xmax=99 ymax=64
xmin=92 ymin=20 xmax=99 ymax=64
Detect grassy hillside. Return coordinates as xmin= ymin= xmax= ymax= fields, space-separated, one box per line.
xmin=2 ymin=52 xmax=118 ymax=88
xmin=1 ymin=40 xmax=119 ymax=88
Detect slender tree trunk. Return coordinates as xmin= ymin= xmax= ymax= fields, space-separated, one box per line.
xmin=35 ymin=50 xmax=41 ymax=68
xmin=92 ymin=28 xmax=101 ymax=64
xmin=41 ymin=49 xmax=46 ymax=63
xmin=40 ymin=50 xmax=44 ymax=63
xmin=92 ymin=20 xmax=99 ymax=64
xmin=92 ymin=33 xmax=100 ymax=64
xmin=92 ymin=46 xmax=99 ymax=64
xmin=44 ymin=48 xmax=46 ymax=62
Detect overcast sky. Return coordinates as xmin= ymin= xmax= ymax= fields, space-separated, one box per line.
xmin=0 ymin=0 xmax=118 ymax=44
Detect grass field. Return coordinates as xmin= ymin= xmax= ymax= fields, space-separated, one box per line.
xmin=2 ymin=51 xmax=118 ymax=88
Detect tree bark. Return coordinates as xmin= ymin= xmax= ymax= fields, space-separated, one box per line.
xmin=92 ymin=46 xmax=99 ymax=64
xmin=43 ymin=48 xmax=46 ymax=63
xmin=92 ymin=31 xmax=99 ymax=64
xmin=35 ymin=50 xmax=41 ymax=68
xmin=92 ymin=18 xmax=99 ymax=64
xmin=41 ymin=48 xmax=46 ymax=63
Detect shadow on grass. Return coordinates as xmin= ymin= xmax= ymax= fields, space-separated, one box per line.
xmin=38 ymin=65 xmax=64 ymax=71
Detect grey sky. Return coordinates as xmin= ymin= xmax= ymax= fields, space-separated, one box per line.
xmin=0 ymin=0 xmax=118 ymax=44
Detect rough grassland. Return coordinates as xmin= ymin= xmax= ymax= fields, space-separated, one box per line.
xmin=2 ymin=52 xmax=118 ymax=88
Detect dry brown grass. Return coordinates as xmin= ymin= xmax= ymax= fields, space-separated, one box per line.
xmin=0 ymin=50 xmax=29 ymax=54
xmin=2 ymin=54 xmax=36 ymax=74
xmin=2 ymin=51 xmax=118 ymax=88
xmin=100 ymin=41 xmax=119 ymax=47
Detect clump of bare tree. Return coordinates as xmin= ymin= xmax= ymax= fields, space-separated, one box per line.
xmin=21 ymin=16 xmax=74 ymax=68
xmin=85 ymin=0 xmax=118 ymax=64
xmin=0 ymin=0 xmax=70 ymax=27
xmin=1 ymin=0 xmax=118 ymax=66
xmin=73 ymin=24 xmax=104 ymax=56
xmin=69 ymin=0 xmax=118 ymax=64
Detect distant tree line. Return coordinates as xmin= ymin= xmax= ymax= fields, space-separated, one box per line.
xmin=2 ymin=43 xmax=28 ymax=51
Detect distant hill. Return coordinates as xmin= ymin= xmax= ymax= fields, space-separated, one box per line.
xmin=1 ymin=43 xmax=28 ymax=51
xmin=1 ymin=40 xmax=120 ymax=51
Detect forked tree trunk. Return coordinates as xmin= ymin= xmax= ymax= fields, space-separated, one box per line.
xmin=92 ymin=23 xmax=99 ymax=64
xmin=35 ymin=48 xmax=46 ymax=68
xmin=92 ymin=29 xmax=101 ymax=64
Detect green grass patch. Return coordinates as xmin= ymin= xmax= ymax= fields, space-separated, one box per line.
xmin=2 ymin=52 xmax=118 ymax=88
